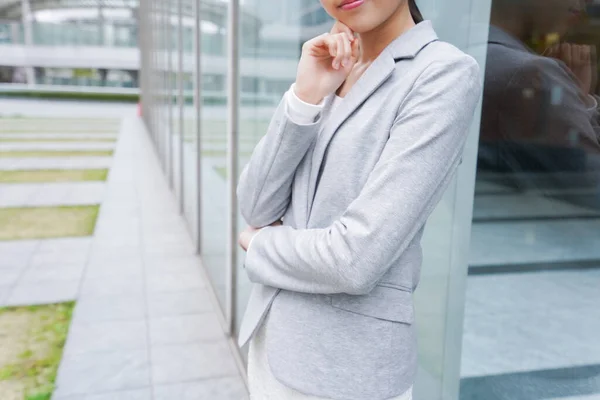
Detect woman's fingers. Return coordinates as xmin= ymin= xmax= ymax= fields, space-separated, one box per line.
xmin=582 ymin=45 xmax=590 ymax=64
xmin=335 ymin=35 xmax=347 ymax=68
xmin=561 ymin=42 xmax=572 ymax=68
xmin=572 ymin=44 xmax=581 ymax=67
xmin=324 ymin=33 xmax=352 ymax=70
xmin=326 ymin=36 xmax=339 ymax=68
xmin=303 ymin=31 xmax=354 ymax=70
xmin=341 ymin=33 xmax=352 ymax=66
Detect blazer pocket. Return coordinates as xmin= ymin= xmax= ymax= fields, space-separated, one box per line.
xmin=330 ymin=285 xmax=414 ymax=324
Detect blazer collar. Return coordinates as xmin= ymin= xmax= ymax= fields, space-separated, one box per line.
xmin=387 ymin=20 xmax=439 ymax=61
xmin=305 ymin=21 xmax=438 ymax=224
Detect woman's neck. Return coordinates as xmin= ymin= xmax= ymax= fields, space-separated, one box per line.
xmin=490 ymin=11 xmax=530 ymax=42
xmin=358 ymin=5 xmax=415 ymax=62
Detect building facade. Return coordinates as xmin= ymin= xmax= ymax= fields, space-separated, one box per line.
xmin=138 ymin=0 xmax=600 ymax=399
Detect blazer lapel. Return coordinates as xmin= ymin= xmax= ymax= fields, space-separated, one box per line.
xmin=305 ymin=53 xmax=396 ymax=220
xmin=305 ymin=21 xmax=439 ymax=223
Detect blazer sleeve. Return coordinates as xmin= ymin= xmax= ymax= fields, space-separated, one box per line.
xmin=244 ymin=56 xmax=482 ymax=295
xmin=237 ymin=92 xmax=323 ymax=227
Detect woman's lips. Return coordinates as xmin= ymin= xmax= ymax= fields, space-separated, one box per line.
xmin=340 ymin=0 xmax=364 ymax=11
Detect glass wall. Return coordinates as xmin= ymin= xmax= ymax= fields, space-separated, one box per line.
xmin=199 ymin=0 xmax=229 ymax=312
xmin=461 ymin=0 xmax=600 ymax=399
xmin=182 ymin=0 xmax=199 ymax=241
xmin=140 ymin=0 xmax=600 ymax=399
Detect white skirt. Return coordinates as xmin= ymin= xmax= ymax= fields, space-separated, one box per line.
xmin=247 ymin=313 xmax=413 ymax=400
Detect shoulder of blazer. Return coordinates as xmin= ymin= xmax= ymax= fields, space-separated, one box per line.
xmin=387 ymin=20 xmax=440 ymax=62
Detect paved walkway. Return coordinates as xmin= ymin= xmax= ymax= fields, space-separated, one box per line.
xmin=0 ymin=237 xmax=90 ymax=306
xmin=44 ymin=116 xmax=247 ymax=399
xmin=0 ymin=98 xmax=136 ymax=118
xmin=0 ymin=133 xmax=118 ymax=140
xmin=1 ymin=142 xmax=116 ymax=151
xmin=0 ymin=182 xmax=105 ymax=207
xmin=0 ymin=157 xmax=113 ymax=170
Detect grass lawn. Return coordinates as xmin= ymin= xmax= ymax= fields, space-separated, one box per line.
xmin=0 ymin=206 xmax=99 ymax=240
xmin=0 ymin=302 xmax=75 ymax=400
xmin=0 ymin=170 xmax=108 ymax=183
xmin=0 ymin=151 xmax=113 ymax=158
xmin=0 ymin=138 xmax=117 ymax=143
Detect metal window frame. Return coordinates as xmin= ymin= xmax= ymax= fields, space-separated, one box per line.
xmin=225 ymin=0 xmax=240 ymax=336
xmin=167 ymin=0 xmax=174 ymax=189
xmin=177 ymin=0 xmax=185 ymax=213
xmin=195 ymin=0 xmax=203 ymax=254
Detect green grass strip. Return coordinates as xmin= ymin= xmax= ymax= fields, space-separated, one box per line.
xmin=0 ymin=169 xmax=108 ymax=183
xmin=0 ymin=302 xmax=75 ymax=400
xmin=0 ymin=90 xmax=139 ymax=103
xmin=0 ymin=205 xmax=99 ymax=240
xmin=0 ymin=150 xmax=113 ymax=158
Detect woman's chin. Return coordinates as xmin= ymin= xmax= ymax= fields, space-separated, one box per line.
xmin=339 ymin=19 xmax=376 ymax=34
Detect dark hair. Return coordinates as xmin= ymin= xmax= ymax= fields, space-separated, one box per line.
xmin=409 ymin=0 xmax=424 ymax=23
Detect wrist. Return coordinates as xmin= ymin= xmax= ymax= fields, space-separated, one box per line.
xmin=293 ymin=84 xmax=324 ymax=105
xmin=585 ymin=94 xmax=598 ymax=110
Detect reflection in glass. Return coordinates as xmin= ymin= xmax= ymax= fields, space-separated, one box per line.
xmin=171 ymin=0 xmax=182 ymax=202
xmin=182 ymin=0 xmax=199 ymax=240
xmin=462 ymin=0 xmax=600 ymax=398
xmin=200 ymin=0 xmax=230 ymax=311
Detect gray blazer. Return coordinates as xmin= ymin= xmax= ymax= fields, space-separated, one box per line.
xmin=237 ymin=21 xmax=481 ymax=400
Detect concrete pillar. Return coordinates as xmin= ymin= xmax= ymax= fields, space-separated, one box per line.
xmin=21 ymin=0 xmax=35 ymax=86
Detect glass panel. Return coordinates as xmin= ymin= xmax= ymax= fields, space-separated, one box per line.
xmin=160 ymin=0 xmax=169 ymax=170
xmin=399 ymin=2 xmax=490 ymax=399
xmin=462 ymin=0 xmax=600 ymax=398
xmin=182 ymin=0 xmax=199 ymax=241
xmin=170 ymin=0 xmax=182 ymax=202
xmin=200 ymin=0 xmax=229 ymax=311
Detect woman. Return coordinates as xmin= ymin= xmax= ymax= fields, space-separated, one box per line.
xmin=237 ymin=0 xmax=481 ymax=399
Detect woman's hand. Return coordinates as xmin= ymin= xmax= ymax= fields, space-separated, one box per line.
xmin=547 ymin=42 xmax=598 ymax=95
xmin=239 ymin=220 xmax=282 ymax=252
xmin=294 ymin=21 xmax=360 ymax=105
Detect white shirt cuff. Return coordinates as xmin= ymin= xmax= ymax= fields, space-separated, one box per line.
xmin=285 ymin=83 xmax=324 ymax=125
xmin=586 ymin=94 xmax=599 ymax=112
